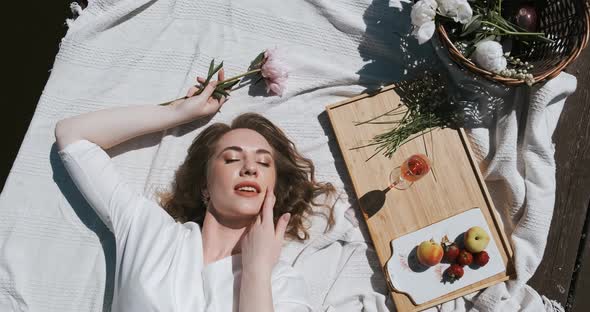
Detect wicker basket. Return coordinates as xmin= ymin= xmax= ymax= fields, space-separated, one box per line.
xmin=437 ymin=0 xmax=590 ymax=86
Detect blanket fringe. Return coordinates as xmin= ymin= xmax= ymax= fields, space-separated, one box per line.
xmin=542 ymin=295 xmax=565 ymax=312
xmin=66 ymin=2 xmax=84 ymax=28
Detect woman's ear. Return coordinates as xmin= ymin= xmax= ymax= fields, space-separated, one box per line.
xmin=201 ymin=189 xmax=210 ymax=206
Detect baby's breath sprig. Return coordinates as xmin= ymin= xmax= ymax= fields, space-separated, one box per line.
xmin=497 ymin=53 xmax=535 ymax=85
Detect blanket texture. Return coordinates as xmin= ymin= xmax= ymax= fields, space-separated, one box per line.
xmin=0 ymin=0 xmax=575 ymax=311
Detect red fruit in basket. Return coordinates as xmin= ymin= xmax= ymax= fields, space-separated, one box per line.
xmin=457 ymin=250 xmax=473 ymax=266
xmin=515 ymin=4 xmax=538 ymax=32
xmin=443 ymin=242 xmax=460 ymax=263
xmin=446 ymin=264 xmax=464 ymax=281
xmin=474 ymin=251 xmax=490 ymax=266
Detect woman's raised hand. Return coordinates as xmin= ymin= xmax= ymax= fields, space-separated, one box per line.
xmin=176 ymin=68 xmax=228 ymax=118
xmin=240 ymin=188 xmax=291 ymax=278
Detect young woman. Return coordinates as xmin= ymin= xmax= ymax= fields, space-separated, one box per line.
xmin=55 ymin=70 xmax=335 ymax=312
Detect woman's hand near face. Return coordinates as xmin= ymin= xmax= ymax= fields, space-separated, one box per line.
xmin=241 ymin=188 xmax=291 ymax=277
xmin=239 ymin=188 xmax=290 ymax=312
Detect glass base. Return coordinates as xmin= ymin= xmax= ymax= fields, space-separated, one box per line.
xmin=389 ymin=167 xmax=413 ymax=190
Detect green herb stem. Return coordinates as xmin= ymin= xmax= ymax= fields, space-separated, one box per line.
xmin=217 ymin=69 xmax=262 ymax=85
xmin=480 ymin=21 xmax=545 ymax=36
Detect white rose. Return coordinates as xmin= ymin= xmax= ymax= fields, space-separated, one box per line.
xmin=472 ymin=40 xmax=508 ymax=73
xmin=412 ymin=22 xmax=436 ymax=45
xmin=390 ymin=0 xmax=411 ymax=11
xmin=438 ymin=0 xmax=460 ymax=17
xmin=437 ymin=0 xmax=472 ymax=24
xmin=411 ymin=0 xmax=438 ymax=27
xmin=411 ymin=0 xmax=438 ymax=44
xmin=456 ymin=0 xmax=473 ymax=24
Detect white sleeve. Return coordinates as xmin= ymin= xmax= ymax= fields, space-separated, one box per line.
xmin=272 ymin=262 xmax=313 ymax=312
xmin=58 ymin=139 xmax=173 ymax=239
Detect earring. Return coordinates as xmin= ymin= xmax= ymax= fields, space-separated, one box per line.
xmin=201 ymin=190 xmax=210 ymax=206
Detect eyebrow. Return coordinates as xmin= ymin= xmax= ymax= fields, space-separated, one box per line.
xmin=218 ymin=146 xmax=273 ymax=157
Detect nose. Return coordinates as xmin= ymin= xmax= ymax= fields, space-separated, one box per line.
xmin=240 ymin=160 xmax=258 ymax=177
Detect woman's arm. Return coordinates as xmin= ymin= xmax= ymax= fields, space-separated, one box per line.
xmin=55 ymin=74 xmax=224 ymax=150
xmin=239 ymin=272 xmax=274 ymax=312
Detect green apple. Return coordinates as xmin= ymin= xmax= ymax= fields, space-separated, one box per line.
xmin=417 ymin=239 xmax=443 ymax=266
xmin=464 ymin=226 xmax=490 ymax=253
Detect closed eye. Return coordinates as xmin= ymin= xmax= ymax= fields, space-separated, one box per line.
xmin=258 ymin=162 xmax=270 ymax=167
xmin=225 ymin=159 xmax=240 ymax=164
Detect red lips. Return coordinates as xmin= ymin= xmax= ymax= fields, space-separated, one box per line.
xmin=233 ymin=181 xmax=261 ymax=197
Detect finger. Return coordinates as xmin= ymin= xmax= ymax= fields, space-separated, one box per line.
xmin=199 ymin=81 xmax=218 ymax=98
xmin=275 ymin=213 xmax=290 ymax=241
xmin=186 ymin=86 xmax=200 ymax=97
xmin=219 ymin=95 xmax=227 ymax=106
xmin=261 ymin=187 xmax=276 ymax=226
xmin=197 ymin=77 xmax=206 ymax=84
xmin=218 ymin=68 xmax=225 ymax=81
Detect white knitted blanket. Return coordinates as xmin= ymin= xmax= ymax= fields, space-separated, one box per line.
xmin=0 ymin=0 xmax=576 ymax=311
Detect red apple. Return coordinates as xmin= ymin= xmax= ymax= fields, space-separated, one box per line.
xmin=417 ymin=239 xmax=443 ymax=266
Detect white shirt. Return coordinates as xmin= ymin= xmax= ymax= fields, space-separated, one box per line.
xmin=58 ymin=139 xmax=312 ymax=312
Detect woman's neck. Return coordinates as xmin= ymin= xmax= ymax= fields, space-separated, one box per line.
xmin=201 ymin=209 xmax=250 ymax=266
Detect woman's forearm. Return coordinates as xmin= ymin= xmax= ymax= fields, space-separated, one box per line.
xmin=239 ymin=272 xmax=274 ymax=312
xmin=55 ymin=98 xmax=190 ymax=150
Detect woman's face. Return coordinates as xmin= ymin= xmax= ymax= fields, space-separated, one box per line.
xmin=206 ymin=128 xmax=277 ymax=220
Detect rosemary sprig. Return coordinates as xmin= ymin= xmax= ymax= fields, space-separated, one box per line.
xmin=354 ymin=73 xmax=467 ymax=159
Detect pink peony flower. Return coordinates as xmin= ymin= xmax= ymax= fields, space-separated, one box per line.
xmin=261 ymin=48 xmax=289 ymax=96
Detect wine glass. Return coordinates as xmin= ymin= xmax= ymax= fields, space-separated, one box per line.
xmin=389 ymin=154 xmax=432 ymax=190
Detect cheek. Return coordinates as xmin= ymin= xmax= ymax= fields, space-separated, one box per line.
xmin=267 ymin=170 xmax=277 ymax=190
xmin=207 ymin=163 xmax=236 ymax=193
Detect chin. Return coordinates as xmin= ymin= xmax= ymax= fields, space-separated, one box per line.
xmin=229 ymin=201 xmax=263 ymax=217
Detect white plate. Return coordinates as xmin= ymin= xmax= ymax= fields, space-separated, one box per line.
xmin=386 ymin=208 xmax=505 ymax=305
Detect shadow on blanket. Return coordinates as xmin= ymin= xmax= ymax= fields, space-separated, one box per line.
xmin=357 ymin=0 xmax=436 ymax=91
xmin=317 ymin=111 xmax=393 ymax=301
xmin=108 ymin=115 xmax=216 ymax=158
xmin=50 ymin=143 xmax=115 ymax=312
xmin=357 ymin=0 xmax=514 ymax=130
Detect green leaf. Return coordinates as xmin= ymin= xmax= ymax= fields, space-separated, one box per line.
xmin=248 ymin=51 xmax=266 ymax=70
xmin=461 ymin=15 xmax=482 ymax=37
xmin=213 ymin=61 xmax=224 ymax=76
xmin=483 ymin=35 xmax=497 ymax=42
xmin=461 ymin=17 xmax=482 ymax=37
xmin=214 ymin=88 xmax=230 ymax=97
xmin=218 ymin=79 xmax=240 ymax=90
xmin=207 ymin=59 xmax=215 ymax=78
xmin=204 ymin=60 xmax=224 ymax=87
xmin=462 ymin=15 xmax=481 ymax=33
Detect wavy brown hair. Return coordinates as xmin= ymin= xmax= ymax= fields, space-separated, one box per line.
xmin=158 ymin=113 xmax=335 ymax=241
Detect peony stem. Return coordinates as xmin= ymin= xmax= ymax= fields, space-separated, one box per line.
xmin=481 ymin=21 xmax=545 ymax=36
xmin=217 ymin=69 xmax=262 ymax=84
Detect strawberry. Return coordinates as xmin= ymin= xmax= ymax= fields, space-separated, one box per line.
xmin=474 ymin=251 xmax=490 ymax=266
xmin=446 ymin=264 xmax=464 ymax=280
xmin=443 ymin=242 xmax=460 ymax=263
xmin=457 ymin=249 xmax=473 ymax=266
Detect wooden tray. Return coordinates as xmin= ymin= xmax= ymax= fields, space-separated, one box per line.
xmin=325 ymin=85 xmax=515 ymax=311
